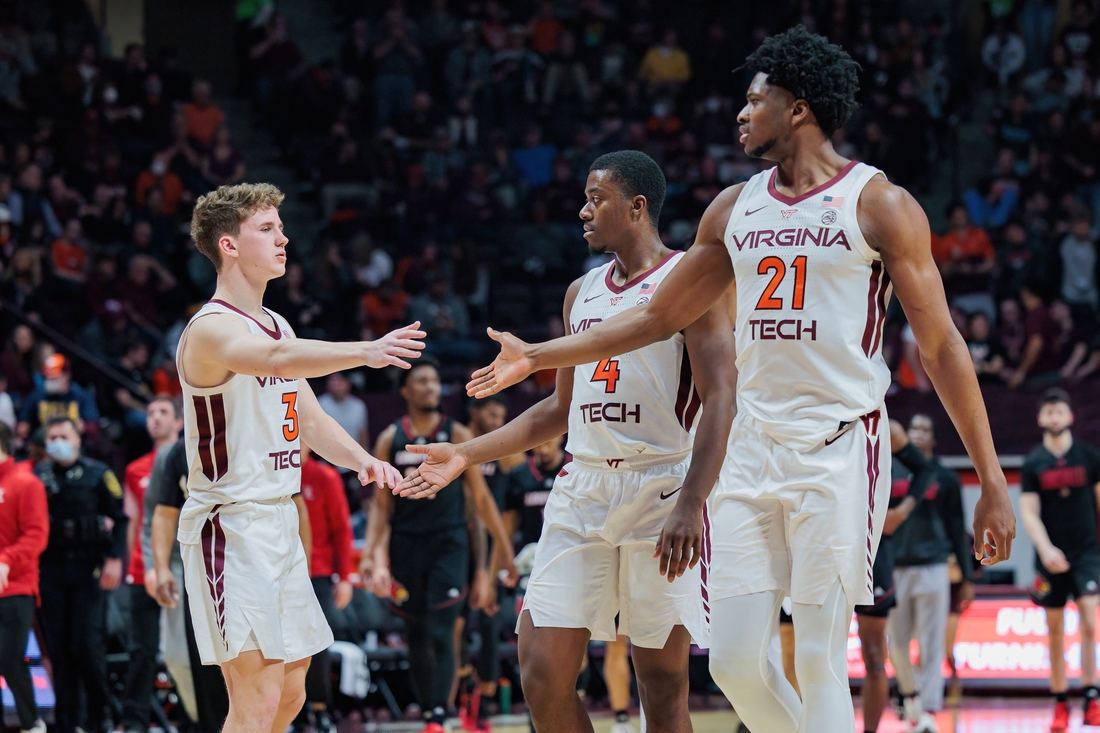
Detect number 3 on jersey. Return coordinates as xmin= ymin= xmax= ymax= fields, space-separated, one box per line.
xmin=281 ymin=392 xmax=299 ymax=441
xmin=591 ymin=358 xmax=621 ymax=393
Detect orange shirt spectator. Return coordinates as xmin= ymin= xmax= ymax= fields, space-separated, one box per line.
xmin=932 ymin=205 xmax=995 ymax=266
xmin=529 ymin=5 xmax=563 ymax=54
xmin=181 ymin=80 xmax=225 ymax=147
xmin=361 ymin=285 xmax=409 ymax=338
xmin=134 ymin=159 xmax=184 ymax=216
xmin=51 ymin=219 xmax=88 ymax=282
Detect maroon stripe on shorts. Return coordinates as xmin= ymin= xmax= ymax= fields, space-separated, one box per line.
xmin=860 ymin=262 xmax=883 ymax=357
xmin=701 ymin=502 xmax=712 ymax=624
xmin=209 ymin=394 xmax=228 ymax=480
xmin=201 ymin=506 xmax=228 ymax=650
xmin=192 ymin=396 xmax=215 ymax=481
xmin=863 ymin=429 xmax=882 ymax=591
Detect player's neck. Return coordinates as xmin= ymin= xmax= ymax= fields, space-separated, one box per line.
xmin=1044 ymin=431 xmax=1073 ymax=456
xmin=406 ymin=408 xmax=441 ymax=435
xmin=772 ymin=138 xmax=849 ymax=199
xmin=610 ymin=237 xmax=670 ymax=285
xmin=211 ymin=266 xmax=269 ymax=318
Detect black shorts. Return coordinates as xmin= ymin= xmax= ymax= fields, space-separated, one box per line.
xmin=1030 ymin=550 xmax=1100 ymax=609
xmin=779 ymin=607 xmax=792 ymax=624
xmin=390 ymin=526 xmax=470 ymax=617
xmin=855 ymin=535 xmax=896 ymax=618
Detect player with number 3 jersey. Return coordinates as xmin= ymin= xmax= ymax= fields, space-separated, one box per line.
xmin=395 ymin=151 xmax=737 ymax=733
xmin=174 ymin=183 xmax=425 ymax=733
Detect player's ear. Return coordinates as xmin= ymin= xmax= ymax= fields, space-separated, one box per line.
xmin=219 ymin=234 xmax=238 ymax=262
xmin=632 ymin=195 xmax=647 ymax=223
xmin=790 ymin=97 xmax=812 ymax=129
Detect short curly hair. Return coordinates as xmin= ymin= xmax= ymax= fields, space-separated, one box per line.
xmin=190 ymin=182 xmax=285 ymax=271
xmin=745 ymin=25 xmax=860 ymax=137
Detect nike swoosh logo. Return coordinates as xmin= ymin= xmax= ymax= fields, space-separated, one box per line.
xmin=824 ymin=421 xmax=856 ymax=446
xmin=660 ymin=487 xmax=682 ymax=500
xmin=583 ymin=294 xmax=604 ymax=303
xmin=745 ymin=207 xmax=766 ymax=216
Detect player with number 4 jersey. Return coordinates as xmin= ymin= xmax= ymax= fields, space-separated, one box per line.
xmin=395 ymin=151 xmax=737 ymax=733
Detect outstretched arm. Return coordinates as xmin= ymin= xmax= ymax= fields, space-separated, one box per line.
xmin=394 ymin=279 xmax=585 ymax=498
xmin=866 ymin=178 xmax=1015 ymax=565
xmin=298 ymin=380 xmax=401 ymax=489
xmin=467 ymin=185 xmax=743 ymax=398
xmin=186 ymin=314 xmax=425 ymax=381
xmin=655 ymin=291 xmax=739 ymax=581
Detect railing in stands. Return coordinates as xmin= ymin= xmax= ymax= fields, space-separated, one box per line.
xmin=0 ymin=298 xmax=150 ymax=402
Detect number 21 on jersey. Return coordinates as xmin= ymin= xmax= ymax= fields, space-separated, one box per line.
xmin=756 ymin=255 xmax=807 ymax=310
xmin=591 ymin=358 xmax=621 ymax=393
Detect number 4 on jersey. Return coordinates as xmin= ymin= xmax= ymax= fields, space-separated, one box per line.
xmin=591 ymin=358 xmax=621 ymax=393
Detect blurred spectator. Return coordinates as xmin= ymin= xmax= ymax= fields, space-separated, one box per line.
xmin=529 ymin=1 xmax=563 ymax=55
xmin=318 ymin=372 xmax=369 ymax=450
xmin=981 ymin=21 xmax=1026 ymax=88
xmin=966 ymin=312 xmax=1006 ymax=384
xmin=361 ymin=279 xmax=409 ymax=338
xmin=1008 ymin=284 xmax=1063 ymax=389
xmin=1051 ymin=300 xmax=1090 ymax=380
xmin=444 ymin=22 xmax=492 ymax=106
xmin=181 ymin=80 xmax=225 ymax=149
xmin=50 ymin=218 xmax=88 ymax=284
xmin=134 ymin=155 xmax=185 ymax=217
xmin=265 ymin=261 xmax=322 ymax=336
xmin=0 ymin=325 xmax=40 ymax=399
xmin=1061 ymin=1 xmax=1098 ymax=66
xmin=373 ymin=6 xmax=422 ymax=129
xmin=201 ymin=125 xmax=246 ymax=187
xmin=250 ymin=14 xmax=306 ymax=119
xmin=541 ymin=31 xmax=590 ymax=109
xmin=932 ymin=203 xmax=996 ymax=318
xmin=1058 ymin=208 xmax=1099 ymax=324
xmin=10 ymin=164 xmax=63 ymax=240
xmin=512 ymin=124 xmax=556 ymax=189
xmin=340 ymin=18 xmax=373 ymax=86
xmin=17 ymin=354 xmax=98 ymax=439
xmin=410 ymin=275 xmax=478 ymax=362
xmin=638 ymin=30 xmax=691 ymax=99
xmin=0 ymin=376 xmax=14 ymax=429
xmin=0 ymin=421 xmax=48 ymax=733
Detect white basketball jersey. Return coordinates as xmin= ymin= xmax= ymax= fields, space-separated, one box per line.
xmin=723 ymin=161 xmax=892 ymax=450
xmin=567 ymin=252 xmax=699 ymax=460
xmin=177 ymin=300 xmax=302 ymax=509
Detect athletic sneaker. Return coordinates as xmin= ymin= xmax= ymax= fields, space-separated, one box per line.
xmin=1050 ymin=701 xmax=1070 ymax=733
xmin=610 ymin=721 xmax=635 ymax=733
xmin=913 ymin=712 xmax=938 ymax=733
xmin=418 ymin=723 xmax=446 ymax=733
xmin=902 ymin=695 xmax=922 ymax=726
xmin=21 ymin=720 xmax=46 ymax=733
xmin=1087 ymin=697 xmax=1100 ymax=726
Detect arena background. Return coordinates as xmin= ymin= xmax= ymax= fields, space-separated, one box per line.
xmin=0 ymin=0 xmax=1098 ymax=731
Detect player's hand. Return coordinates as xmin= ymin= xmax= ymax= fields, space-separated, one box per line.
xmin=359 ymin=458 xmax=402 ymax=491
xmin=393 ymin=442 xmax=468 ymax=498
xmin=1040 ymin=546 xmax=1070 ymax=574
xmin=0 ymin=562 xmax=10 ymax=593
xmin=469 ymin=569 xmax=488 ymax=610
xmin=333 ymin=579 xmax=354 ymax=610
xmin=466 ymin=329 xmax=536 ymax=398
xmin=362 ymin=322 xmax=426 ymax=369
xmin=100 ymin=558 xmax=123 ymax=590
xmin=482 ymin=574 xmax=500 ymax=616
xmin=144 ymin=568 xmax=158 ymax=599
xmin=957 ymin=580 xmax=975 ymax=613
xmin=972 ymin=481 xmax=1016 ymax=565
xmin=361 ymin=556 xmax=392 ymax=598
xmin=155 ymin=567 xmax=180 ymax=608
xmin=654 ymin=496 xmax=704 ymax=583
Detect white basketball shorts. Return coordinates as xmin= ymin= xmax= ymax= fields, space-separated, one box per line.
xmin=521 ymin=452 xmax=710 ymax=649
xmin=707 ymin=408 xmax=892 ymax=608
xmin=178 ymin=496 xmax=333 ymax=665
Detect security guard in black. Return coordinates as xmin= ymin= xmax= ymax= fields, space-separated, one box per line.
xmin=35 ymin=417 xmax=127 ymax=733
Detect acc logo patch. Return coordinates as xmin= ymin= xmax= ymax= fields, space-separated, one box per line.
xmin=1032 ymin=576 xmax=1051 ymax=598
xmin=821 ymin=210 xmax=838 ymax=225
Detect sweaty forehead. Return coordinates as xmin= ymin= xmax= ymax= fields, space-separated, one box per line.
xmin=243 ymin=205 xmax=281 ymax=227
xmin=586 ymin=169 xmax=622 ymax=196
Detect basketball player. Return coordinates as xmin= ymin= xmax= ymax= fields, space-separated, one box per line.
xmin=395 ymin=150 xmax=738 ymax=733
xmin=1019 ymin=389 xmax=1100 ymax=732
xmin=360 ymin=360 xmax=516 ymax=733
xmin=462 ymin=27 xmax=1015 ymax=733
xmin=176 ymin=182 xmax=426 ymax=733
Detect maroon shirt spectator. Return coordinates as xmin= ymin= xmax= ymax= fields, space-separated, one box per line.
xmin=1009 ymin=285 xmax=1063 ymax=388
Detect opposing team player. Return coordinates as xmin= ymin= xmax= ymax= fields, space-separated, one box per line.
xmin=176 ymin=183 xmax=425 ymax=733
xmin=397 ymin=150 xmax=738 ymax=733
xmin=462 ymin=27 xmax=1015 ymax=733
xmin=1019 ymin=389 xmax=1100 ymax=732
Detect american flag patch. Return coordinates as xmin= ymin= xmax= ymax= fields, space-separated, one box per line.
xmin=639 ymin=283 xmax=654 ymax=294
xmin=822 ymin=195 xmax=844 ymax=208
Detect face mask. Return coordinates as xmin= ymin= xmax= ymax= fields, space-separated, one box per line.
xmin=103 ymin=87 xmax=118 ymax=104
xmin=706 ymin=97 xmax=721 ymax=113
xmin=46 ymin=438 xmax=75 ymax=463
xmin=150 ymin=160 xmax=167 ymax=176
xmin=44 ymin=378 xmax=64 ymax=394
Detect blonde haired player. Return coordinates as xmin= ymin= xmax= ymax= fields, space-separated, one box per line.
xmin=174 ymin=183 xmax=425 ymax=733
